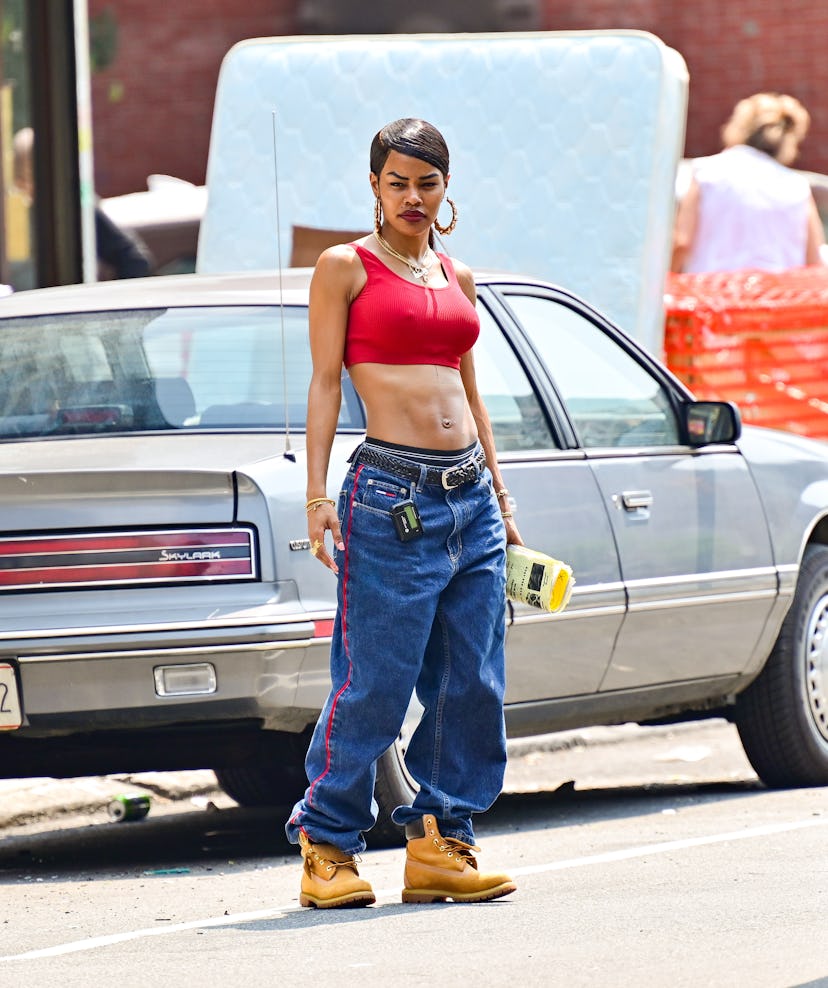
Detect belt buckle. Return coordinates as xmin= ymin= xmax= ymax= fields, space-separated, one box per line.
xmin=441 ymin=455 xmax=476 ymax=490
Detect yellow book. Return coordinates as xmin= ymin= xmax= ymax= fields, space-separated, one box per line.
xmin=505 ymin=545 xmax=574 ymax=613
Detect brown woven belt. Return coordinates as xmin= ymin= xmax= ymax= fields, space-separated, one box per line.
xmin=355 ymin=444 xmax=486 ymax=489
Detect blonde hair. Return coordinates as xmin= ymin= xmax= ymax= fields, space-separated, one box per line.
xmin=721 ymin=93 xmax=811 ymax=165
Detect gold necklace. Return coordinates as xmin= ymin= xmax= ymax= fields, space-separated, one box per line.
xmin=374 ymin=231 xmax=434 ymax=283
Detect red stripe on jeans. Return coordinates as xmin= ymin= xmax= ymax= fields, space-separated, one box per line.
xmin=306 ymin=465 xmax=363 ymax=807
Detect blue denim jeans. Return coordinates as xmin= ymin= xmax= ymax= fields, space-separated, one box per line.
xmin=286 ymin=443 xmax=507 ymax=855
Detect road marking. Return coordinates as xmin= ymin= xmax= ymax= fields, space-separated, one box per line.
xmin=508 ymin=816 xmax=828 ymax=877
xmin=1 ymin=815 xmax=825 ymax=962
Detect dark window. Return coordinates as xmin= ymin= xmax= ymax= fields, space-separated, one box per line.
xmin=475 ymin=302 xmax=557 ymax=452
xmin=506 ymin=294 xmax=679 ymax=449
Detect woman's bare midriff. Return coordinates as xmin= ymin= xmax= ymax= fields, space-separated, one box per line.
xmin=348 ymin=362 xmax=478 ymax=450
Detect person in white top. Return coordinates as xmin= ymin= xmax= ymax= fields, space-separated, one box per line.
xmin=671 ymin=92 xmax=826 ymax=273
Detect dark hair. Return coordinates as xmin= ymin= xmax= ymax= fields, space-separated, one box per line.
xmin=370 ymin=118 xmax=450 ymax=177
xmin=746 ymin=118 xmax=795 ymax=160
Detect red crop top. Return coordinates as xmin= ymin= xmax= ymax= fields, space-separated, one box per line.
xmin=343 ymin=244 xmax=480 ymax=370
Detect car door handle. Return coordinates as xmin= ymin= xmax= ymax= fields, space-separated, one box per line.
xmin=617 ymin=490 xmax=653 ymax=511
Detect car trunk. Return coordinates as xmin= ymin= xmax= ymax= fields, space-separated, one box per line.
xmin=0 ymin=434 xmax=312 ymax=641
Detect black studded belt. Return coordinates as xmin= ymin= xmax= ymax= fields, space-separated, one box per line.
xmin=355 ymin=444 xmax=486 ymax=489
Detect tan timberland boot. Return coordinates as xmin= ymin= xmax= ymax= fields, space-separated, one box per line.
xmin=298 ymin=830 xmax=375 ymax=909
xmin=402 ymin=814 xmax=517 ymax=904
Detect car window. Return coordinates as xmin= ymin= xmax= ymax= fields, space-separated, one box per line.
xmin=475 ymin=302 xmax=557 ymax=451
xmin=505 ymin=294 xmax=679 ymax=449
xmin=0 ymin=305 xmax=364 ymax=439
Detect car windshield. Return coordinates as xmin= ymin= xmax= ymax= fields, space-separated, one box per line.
xmin=0 ymin=305 xmax=364 ymax=439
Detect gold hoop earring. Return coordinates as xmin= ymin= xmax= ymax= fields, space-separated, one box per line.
xmin=434 ymin=197 xmax=458 ymax=236
xmin=374 ymin=196 xmax=383 ymax=235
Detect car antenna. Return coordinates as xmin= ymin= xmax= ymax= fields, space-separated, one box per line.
xmin=272 ymin=109 xmax=296 ymax=462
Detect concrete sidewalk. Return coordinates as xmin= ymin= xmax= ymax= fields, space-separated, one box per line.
xmin=0 ymin=770 xmax=224 ymax=833
xmin=0 ymin=723 xmax=720 ymax=834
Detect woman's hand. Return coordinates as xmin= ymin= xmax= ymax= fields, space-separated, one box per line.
xmin=503 ymin=516 xmax=524 ymax=548
xmin=308 ymin=503 xmax=345 ymax=574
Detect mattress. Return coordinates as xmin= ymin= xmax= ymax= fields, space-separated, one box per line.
xmin=198 ymin=32 xmax=688 ymax=352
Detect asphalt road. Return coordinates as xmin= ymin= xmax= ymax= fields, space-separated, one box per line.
xmin=1 ymin=721 xmax=827 ymax=987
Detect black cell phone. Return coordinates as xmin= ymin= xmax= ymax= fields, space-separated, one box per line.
xmin=391 ymin=500 xmax=424 ymax=541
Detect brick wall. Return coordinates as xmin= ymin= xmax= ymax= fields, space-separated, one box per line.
xmin=543 ymin=0 xmax=828 ymax=174
xmin=88 ymin=0 xmax=828 ymax=198
xmin=88 ymin=0 xmax=297 ymax=196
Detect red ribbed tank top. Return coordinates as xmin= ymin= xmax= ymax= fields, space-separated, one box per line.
xmin=343 ymin=244 xmax=480 ymax=370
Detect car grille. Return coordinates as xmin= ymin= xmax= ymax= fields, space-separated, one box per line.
xmin=0 ymin=528 xmax=257 ymax=591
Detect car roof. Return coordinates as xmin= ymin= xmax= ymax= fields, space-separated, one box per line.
xmin=0 ymin=268 xmax=548 ymax=317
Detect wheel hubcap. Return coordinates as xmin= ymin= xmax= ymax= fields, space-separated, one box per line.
xmin=395 ymin=693 xmax=423 ymax=791
xmin=804 ymin=592 xmax=828 ymax=744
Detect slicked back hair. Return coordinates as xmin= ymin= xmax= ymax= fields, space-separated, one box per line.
xmin=370 ymin=118 xmax=450 ymax=177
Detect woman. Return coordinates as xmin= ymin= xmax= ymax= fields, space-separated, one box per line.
xmin=286 ymin=118 xmax=522 ymax=908
xmin=672 ymin=92 xmax=825 ymax=273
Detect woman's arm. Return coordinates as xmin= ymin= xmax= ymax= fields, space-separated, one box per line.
xmin=305 ymin=246 xmax=362 ymax=572
xmin=455 ymin=261 xmax=524 ymax=547
xmin=805 ymin=194 xmax=826 ymax=265
xmin=670 ymin=176 xmax=700 ymax=273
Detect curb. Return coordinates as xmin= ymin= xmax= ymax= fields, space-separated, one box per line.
xmin=506 ymin=720 xmax=715 ymax=756
xmin=0 ymin=770 xmax=221 ymax=831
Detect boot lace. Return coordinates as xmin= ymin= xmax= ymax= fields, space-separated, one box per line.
xmin=434 ymin=834 xmax=481 ymax=866
xmin=308 ymin=846 xmax=360 ymax=875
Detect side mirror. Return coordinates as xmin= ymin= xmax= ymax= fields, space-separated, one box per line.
xmin=683 ymin=401 xmax=742 ymax=447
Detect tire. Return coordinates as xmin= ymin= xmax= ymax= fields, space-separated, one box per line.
xmin=370 ymin=694 xmax=423 ymax=847
xmin=735 ymin=543 xmax=828 ymax=787
xmin=214 ymin=732 xmax=308 ymax=807
xmin=371 ymin=739 xmax=417 ymax=848
xmin=215 ymin=717 xmax=417 ymax=847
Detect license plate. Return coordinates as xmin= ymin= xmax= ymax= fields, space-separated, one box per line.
xmin=0 ymin=663 xmax=22 ymax=730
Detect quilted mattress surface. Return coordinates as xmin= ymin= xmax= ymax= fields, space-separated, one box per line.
xmin=198 ymin=32 xmax=688 ymax=351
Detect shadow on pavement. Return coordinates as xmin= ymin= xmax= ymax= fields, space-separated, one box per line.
xmin=0 ymin=778 xmax=765 ymax=876
xmin=0 ymin=804 xmax=295 ymax=875
xmin=489 ymin=777 xmax=764 ymax=834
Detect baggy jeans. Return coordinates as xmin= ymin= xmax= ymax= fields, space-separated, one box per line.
xmin=286 ymin=446 xmax=507 ymax=855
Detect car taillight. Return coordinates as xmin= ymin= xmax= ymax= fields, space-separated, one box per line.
xmin=0 ymin=527 xmax=257 ymax=590
xmin=313 ymin=619 xmax=335 ymax=638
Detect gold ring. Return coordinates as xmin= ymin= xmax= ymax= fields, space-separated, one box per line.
xmin=310 ymin=539 xmax=323 ymax=557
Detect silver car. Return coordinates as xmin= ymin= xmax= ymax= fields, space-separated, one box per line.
xmin=1 ymin=270 xmax=826 ymax=843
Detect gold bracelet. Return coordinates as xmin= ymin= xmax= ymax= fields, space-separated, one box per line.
xmin=501 ymin=511 xmax=514 ymax=519
xmin=306 ymin=497 xmax=335 ymax=513
xmin=495 ymin=488 xmax=510 ymax=499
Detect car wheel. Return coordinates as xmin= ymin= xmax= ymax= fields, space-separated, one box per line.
xmin=371 ymin=739 xmax=417 ymax=847
xmin=735 ymin=543 xmax=828 ymax=787
xmin=369 ymin=695 xmax=423 ymax=847
xmin=214 ymin=732 xmax=308 ymax=807
xmin=215 ymin=722 xmax=418 ymax=847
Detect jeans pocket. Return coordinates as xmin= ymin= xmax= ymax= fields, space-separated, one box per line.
xmin=358 ymin=476 xmax=412 ymax=516
xmin=337 ymin=488 xmax=348 ymax=529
